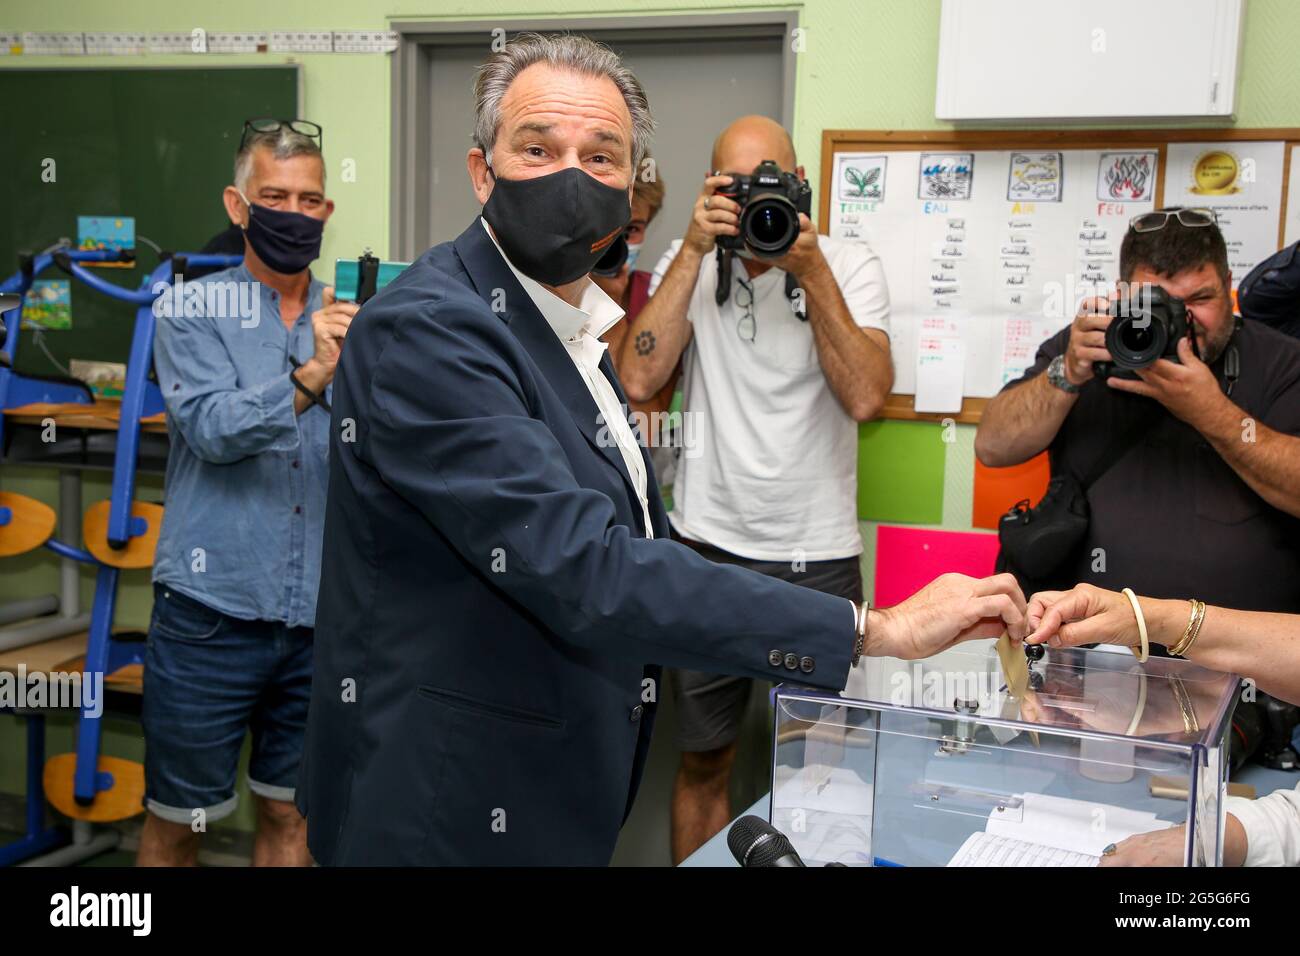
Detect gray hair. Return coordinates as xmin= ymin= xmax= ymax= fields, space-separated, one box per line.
xmin=234 ymin=128 xmax=324 ymax=192
xmin=473 ymin=32 xmax=654 ymax=171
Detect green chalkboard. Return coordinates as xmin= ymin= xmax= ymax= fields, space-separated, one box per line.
xmin=0 ymin=66 xmax=299 ymax=374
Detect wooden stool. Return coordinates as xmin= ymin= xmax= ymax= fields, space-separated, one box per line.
xmin=43 ymin=753 xmax=145 ymax=822
xmin=83 ymin=500 xmax=163 ymax=569
xmin=0 ymin=491 xmax=56 ymax=558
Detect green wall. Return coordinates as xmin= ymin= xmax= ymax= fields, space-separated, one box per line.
xmin=5 ymin=0 xmax=1300 ymax=825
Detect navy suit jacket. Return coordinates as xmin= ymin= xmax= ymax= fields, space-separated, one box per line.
xmin=298 ymin=218 xmax=854 ymax=865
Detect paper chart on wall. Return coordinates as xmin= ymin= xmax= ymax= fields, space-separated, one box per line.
xmin=827 ymin=148 xmax=1159 ymax=397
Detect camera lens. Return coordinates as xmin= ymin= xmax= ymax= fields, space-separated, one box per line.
xmin=742 ymin=197 xmax=798 ymax=256
xmin=1106 ymin=310 xmax=1168 ymax=369
xmin=751 ymin=206 xmax=788 ymax=245
xmin=1119 ymin=321 xmax=1154 ymax=354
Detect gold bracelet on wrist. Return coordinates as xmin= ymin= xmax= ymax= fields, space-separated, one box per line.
xmin=1182 ymin=601 xmax=1207 ymax=657
xmin=1170 ymin=599 xmax=1197 ymax=655
xmin=1171 ymin=599 xmax=1206 ymax=657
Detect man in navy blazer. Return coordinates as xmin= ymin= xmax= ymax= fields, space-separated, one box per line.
xmin=297 ymin=33 xmax=1027 ymax=866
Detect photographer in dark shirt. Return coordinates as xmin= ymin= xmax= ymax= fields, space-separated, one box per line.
xmin=976 ymin=208 xmax=1300 ymax=613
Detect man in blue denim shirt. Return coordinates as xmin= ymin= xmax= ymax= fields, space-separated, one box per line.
xmin=141 ymin=121 xmax=357 ymax=865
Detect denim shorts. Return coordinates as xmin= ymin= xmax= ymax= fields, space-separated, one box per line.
xmin=141 ymin=582 xmax=313 ymax=825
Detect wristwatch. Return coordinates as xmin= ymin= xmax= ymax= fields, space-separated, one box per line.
xmin=1046 ymin=354 xmax=1082 ymax=394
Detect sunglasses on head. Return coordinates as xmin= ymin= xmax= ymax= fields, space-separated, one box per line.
xmin=239 ymin=118 xmax=323 ymax=152
xmin=1129 ymin=207 xmax=1217 ymax=233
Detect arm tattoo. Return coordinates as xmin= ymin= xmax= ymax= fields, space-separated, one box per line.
xmin=634 ymin=330 xmax=656 ymax=357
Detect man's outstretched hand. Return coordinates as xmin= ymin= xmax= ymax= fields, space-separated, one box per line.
xmin=868 ymin=572 xmax=1028 ymax=661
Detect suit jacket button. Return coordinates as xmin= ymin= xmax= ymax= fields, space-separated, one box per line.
xmin=630 ymin=704 xmax=644 ymax=722
xmin=799 ymin=656 xmax=815 ymax=674
xmin=768 ymin=650 xmax=783 ymax=667
xmin=784 ymin=653 xmax=799 ymax=671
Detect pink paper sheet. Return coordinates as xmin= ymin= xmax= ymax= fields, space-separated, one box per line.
xmin=874 ymin=525 xmax=999 ymax=608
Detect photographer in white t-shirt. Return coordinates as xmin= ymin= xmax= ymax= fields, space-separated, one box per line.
xmin=618 ymin=115 xmax=893 ymax=863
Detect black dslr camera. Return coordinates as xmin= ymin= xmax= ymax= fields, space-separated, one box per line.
xmin=715 ymin=159 xmax=812 ymax=258
xmin=1093 ymin=285 xmax=1191 ymax=380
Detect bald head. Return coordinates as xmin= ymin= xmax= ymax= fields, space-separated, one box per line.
xmin=711 ymin=115 xmax=797 ymax=175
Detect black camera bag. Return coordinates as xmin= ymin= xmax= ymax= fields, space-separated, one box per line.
xmin=995 ymin=416 xmax=1147 ymax=592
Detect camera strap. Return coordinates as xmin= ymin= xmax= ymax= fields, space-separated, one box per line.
xmin=1224 ymin=343 xmax=1239 ymax=397
xmin=1075 ymin=413 xmax=1150 ymax=490
xmin=714 ymin=247 xmax=731 ymax=307
xmin=714 ymin=248 xmax=807 ymax=319
xmin=287 ymin=353 xmax=332 ymax=414
xmin=785 ymin=271 xmax=807 ymax=321
xmin=1221 ymin=315 xmax=1243 ymax=397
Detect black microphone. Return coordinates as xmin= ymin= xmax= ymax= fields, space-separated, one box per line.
xmin=727 ymin=815 xmax=805 ymax=867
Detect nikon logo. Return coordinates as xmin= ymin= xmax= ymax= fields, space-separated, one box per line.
xmin=49 ymin=886 xmax=151 ymax=936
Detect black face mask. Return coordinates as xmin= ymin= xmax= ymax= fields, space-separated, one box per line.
xmin=239 ymin=191 xmax=325 ymax=275
xmin=482 ymin=166 xmax=631 ymax=286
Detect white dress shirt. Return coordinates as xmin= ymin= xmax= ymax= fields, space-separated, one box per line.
xmin=1226 ymin=786 xmax=1300 ymax=866
xmin=482 ymin=218 xmax=654 ymax=538
xmin=648 ymin=236 xmax=889 ymax=562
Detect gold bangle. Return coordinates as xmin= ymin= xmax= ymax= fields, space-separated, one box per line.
xmin=1176 ymin=601 xmax=1207 ymax=658
xmin=1170 ymin=599 xmax=1198 ymax=656
xmin=1191 ymin=602 xmax=1205 ymax=651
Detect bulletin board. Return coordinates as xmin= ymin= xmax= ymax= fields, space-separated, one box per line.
xmin=819 ymin=128 xmax=1300 ymax=423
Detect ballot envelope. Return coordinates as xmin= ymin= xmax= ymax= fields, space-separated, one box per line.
xmin=769 ymin=641 xmax=1240 ymax=867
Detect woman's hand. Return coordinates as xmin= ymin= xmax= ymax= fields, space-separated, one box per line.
xmin=1100 ymin=814 xmax=1249 ymax=867
xmin=1098 ymin=826 xmax=1186 ymax=866
xmin=1025 ymin=583 xmax=1140 ymax=651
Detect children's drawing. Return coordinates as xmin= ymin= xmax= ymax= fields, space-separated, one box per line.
xmin=1007 ymin=152 xmax=1063 ymax=202
xmin=1096 ymin=152 xmax=1156 ymax=202
xmin=919 ymin=153 xmax=974 ymax=200
xmin=835 ymin=154 xmax=887 ymax=202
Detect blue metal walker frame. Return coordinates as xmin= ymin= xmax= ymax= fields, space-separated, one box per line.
xmin=0 ymin=247 xmax=240 ymax=864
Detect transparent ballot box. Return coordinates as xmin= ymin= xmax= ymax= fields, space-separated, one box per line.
xmin=770 ymin=643 xmax=1239 ymax=867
